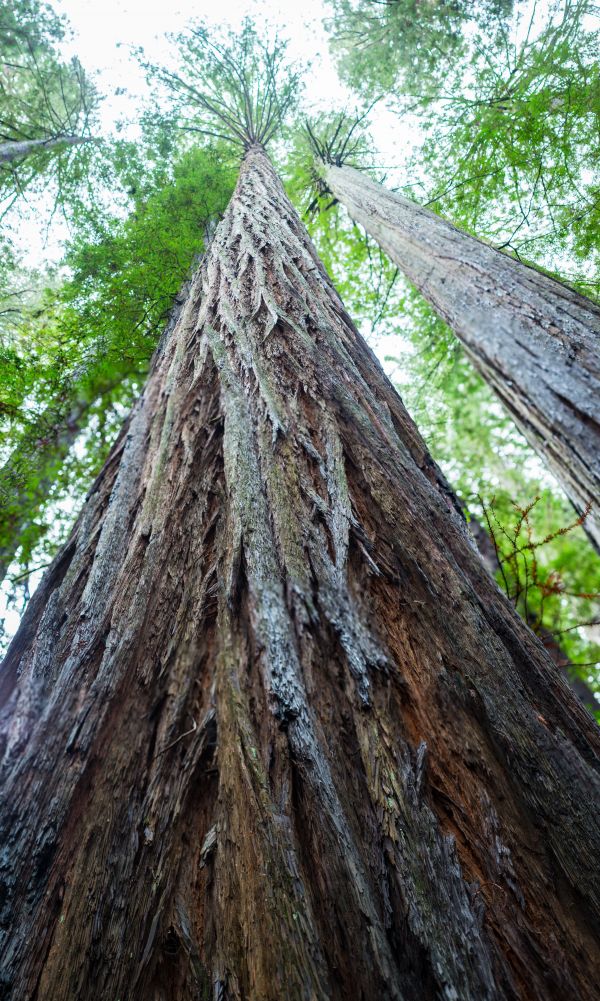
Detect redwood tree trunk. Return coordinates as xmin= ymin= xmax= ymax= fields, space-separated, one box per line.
xmin=1 ymin=145 xmax=600 ymax=1001
xmin=322 ymin=162 xmax=600 ymax=552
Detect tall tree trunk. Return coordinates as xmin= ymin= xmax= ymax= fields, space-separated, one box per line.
xmin=321 ymin=162 xmax=600 ymax=552
xmin=1 ymin=144 xmax=600 ymax=1001
xmin=0 ymin=135 xmax=91 ymax=164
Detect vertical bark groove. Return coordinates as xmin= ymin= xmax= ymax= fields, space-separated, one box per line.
xmin=0 ymin=145 xmax=599 ymax=1000
xmin=323 ymin=162 xmax=600 ymax=551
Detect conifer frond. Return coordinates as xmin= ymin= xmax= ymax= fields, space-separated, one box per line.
xmin=304 ymin=104 xmax=377 ymax=168
xmin=151 ymin=20 xmax=301 ymax=151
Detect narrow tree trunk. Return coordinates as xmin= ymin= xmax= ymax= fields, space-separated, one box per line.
xmin=322 ymin=162 xmax=600 ymax=552
xmin=0 ymin=398 xmax=91 ymax=583
xmin=0 ymin=135 xmax=91 ymax=164
xmin=0 ymin=283 xmax=190 ymax=585
xmin=1 ymin=145 xmax=600 ymax=1001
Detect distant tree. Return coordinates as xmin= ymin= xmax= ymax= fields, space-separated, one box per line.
xmin=326 ymin=0 xmax=600 ymax=275
xmin=0 ymin=0 xmax=97 ymax=219
xmin=325 ymin=0 xmax=515 ymax=98
xmin=309 ymin=133 xmax=600 ymax=550
xmin=411 ymin=0 xmax=600 ymax=269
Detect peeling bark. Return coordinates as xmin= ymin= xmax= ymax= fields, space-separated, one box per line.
xmin=1 ymin=145 xmax=600 ymax=1000
xmin=322 ymin=163 xmax=600 ymax=552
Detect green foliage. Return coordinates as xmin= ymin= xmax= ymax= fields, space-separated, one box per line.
xmin=481 ymin=495 xmax=600 ymax=705
xmin=57 ymin=143 xmax=236 ymax=363
xmin=0 ymin=142 xmax=236 ymax=586
xmin=0 ymin=250 xmax=46 ymax=349
xmin=326 ymin=0 xmax=515 ymax=99
xmin=140 ymin=19 xmax=302 ymax=151
xmin=414 ymin=1 xmax=600 ymax=267
xmin=325 ymin=1 xmax=600 ymax=278
xmin=0 ymin=0 xmax=98 ymax=207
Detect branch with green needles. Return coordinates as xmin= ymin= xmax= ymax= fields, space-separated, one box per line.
xmin=142 ymin=20 xmax=302 ymax=153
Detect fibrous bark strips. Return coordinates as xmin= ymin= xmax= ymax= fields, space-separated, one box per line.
xmin=322 ymin=162 xmax=600 ymax=552
xmin=1 ymin=145 xmax=600 ymax=1000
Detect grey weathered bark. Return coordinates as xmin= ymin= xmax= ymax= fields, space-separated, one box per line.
xmin=321 ymin=162 xmax=600 ymax=552
xmin=1 ymin=144 xmax=600 ymax=1000
xmin=0 ymin=135 xmax=91 ymax=164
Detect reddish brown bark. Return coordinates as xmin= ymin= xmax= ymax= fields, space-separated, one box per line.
xmin=0 ymin=145 xmax=599 ymax=1000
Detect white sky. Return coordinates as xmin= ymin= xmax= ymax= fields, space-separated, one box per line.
xmin=54 ymin=0 xmax=404 ymax=149
xmin=8 ymin=0 xmax=412 ymax=267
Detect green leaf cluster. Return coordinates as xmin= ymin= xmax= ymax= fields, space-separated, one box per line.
xmin=0 ymin=142 xmax=236 ymax=585
xmin=325 ymin=0 xmax=515 ymax=98
xmin=413 ymin=1 xmax=600 ymax=270
xmin=0 ymin=0 xmax=98 ymax=198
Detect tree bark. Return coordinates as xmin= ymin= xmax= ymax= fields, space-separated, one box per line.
xmin=1 ymin=144 xmax=600 ymax=1001
xmin=321 ymin=162 xmax=600 ymax=552
xmin=0 ymin=135 xmax=91 ymax=164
